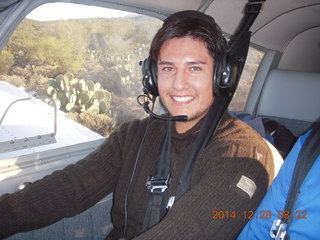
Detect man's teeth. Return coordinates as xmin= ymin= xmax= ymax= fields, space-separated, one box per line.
xmin=173 ymin=96 xmax=193 ymax=102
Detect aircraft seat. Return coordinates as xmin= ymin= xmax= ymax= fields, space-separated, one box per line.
xmin=256 ymin=69 xmax=320 ymax=136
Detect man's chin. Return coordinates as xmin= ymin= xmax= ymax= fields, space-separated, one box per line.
xmin=185 ymin=111 xmax=209 ymax=123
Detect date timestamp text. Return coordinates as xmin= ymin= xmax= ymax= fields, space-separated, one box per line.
xmin=211 ymin=210 xmax=308 ymax=220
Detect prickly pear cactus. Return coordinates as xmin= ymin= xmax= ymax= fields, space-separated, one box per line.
xmin=47 ymin=73 xmax=112 ymax=115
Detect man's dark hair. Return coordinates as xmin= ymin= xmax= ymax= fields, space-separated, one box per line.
xmin=149 ymin=10 xmax=228 ymax=63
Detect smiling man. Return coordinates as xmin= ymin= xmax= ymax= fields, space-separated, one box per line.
xmin=0 ymin=10 xmax=274 ymax=240
xmin=157 ymin=37 xmax=215 ymax=133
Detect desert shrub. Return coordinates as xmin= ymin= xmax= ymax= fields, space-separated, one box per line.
xmin=68 ymin=111 xmax=117 ymax=137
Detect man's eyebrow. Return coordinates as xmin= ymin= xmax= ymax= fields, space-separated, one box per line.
xmin=158 ymin=60 xmax=207 ymax=65
xmin=158 ymin=60 xmax=173 ymax=65
xmin=186 ymin=60 xmax=206 ymax=65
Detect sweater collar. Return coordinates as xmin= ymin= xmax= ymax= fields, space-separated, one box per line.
xmin=171 ymin=117 xmax=204 ymax=139
xmin=170 ymin=111 xmax=229 ymax=140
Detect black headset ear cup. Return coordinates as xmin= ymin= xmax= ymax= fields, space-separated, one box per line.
xmin=213 ymin=54 xmax=240 ymax=97
xmin=140 ymin=57 xmax=159 ymax=97
xmin=213 ymin=54 xmax=224 ymax=96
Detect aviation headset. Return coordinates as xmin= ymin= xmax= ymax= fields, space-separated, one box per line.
xmin=140 ymin=10 xmax=241 ymax=98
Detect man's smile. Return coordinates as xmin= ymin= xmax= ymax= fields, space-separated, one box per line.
xmin=171 ymin=95 xmax=195 ymax=104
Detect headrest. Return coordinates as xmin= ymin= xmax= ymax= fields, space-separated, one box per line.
xmin=257 ymin=69 xmax=320 ymax=123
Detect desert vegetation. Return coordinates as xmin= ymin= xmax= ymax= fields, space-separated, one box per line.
xmin=0 ymin=16 xmax=162 ymax=136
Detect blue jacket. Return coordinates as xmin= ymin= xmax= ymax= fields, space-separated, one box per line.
xmin=238 ymin=130 xmax=320 ymax=240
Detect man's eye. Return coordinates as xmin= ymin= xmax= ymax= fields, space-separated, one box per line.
xmin=162 ymin=66 xmax=173 ymax=72
xmin=190 ymin=66 xmax=201 ymax=72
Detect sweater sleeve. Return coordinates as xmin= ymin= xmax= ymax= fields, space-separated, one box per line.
xmin=0 ymin=130 xmax=123 ymax=239
xmin=133 ymin=140 xmax=271 ymax=240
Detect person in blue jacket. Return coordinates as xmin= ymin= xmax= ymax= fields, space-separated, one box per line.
xmin=238 ymin=128 xmax=320 ymax=240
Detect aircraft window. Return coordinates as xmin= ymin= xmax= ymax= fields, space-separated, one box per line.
xmin=0 ymin=2 xmax=264 ymax=134
xmin=0 ymin=3 xmax=162 ymax=137
xmin=228 ymin=47 xmax=265 ymax=112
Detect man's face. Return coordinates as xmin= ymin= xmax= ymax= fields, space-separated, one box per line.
xmin=157 ymin=37 xmax=215 ymax=133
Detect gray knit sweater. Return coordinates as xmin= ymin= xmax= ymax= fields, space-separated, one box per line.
xmin=0 ymin=112 xmax=274 ymax=240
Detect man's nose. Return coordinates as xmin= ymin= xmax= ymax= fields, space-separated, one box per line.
xmin=172 ymin=70 xmax=189 ymax=90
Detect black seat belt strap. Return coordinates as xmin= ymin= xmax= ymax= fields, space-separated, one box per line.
xmin=270 ymin=122 xmax=320 ymax=240
xmin=142 ymin=121 xmax=172 ymax=231
xmin=174 ymin=96 xmax=231 ymax=201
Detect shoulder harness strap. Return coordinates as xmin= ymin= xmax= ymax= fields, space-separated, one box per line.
xmin=270 ymin=122 xmax=320 ymax=240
